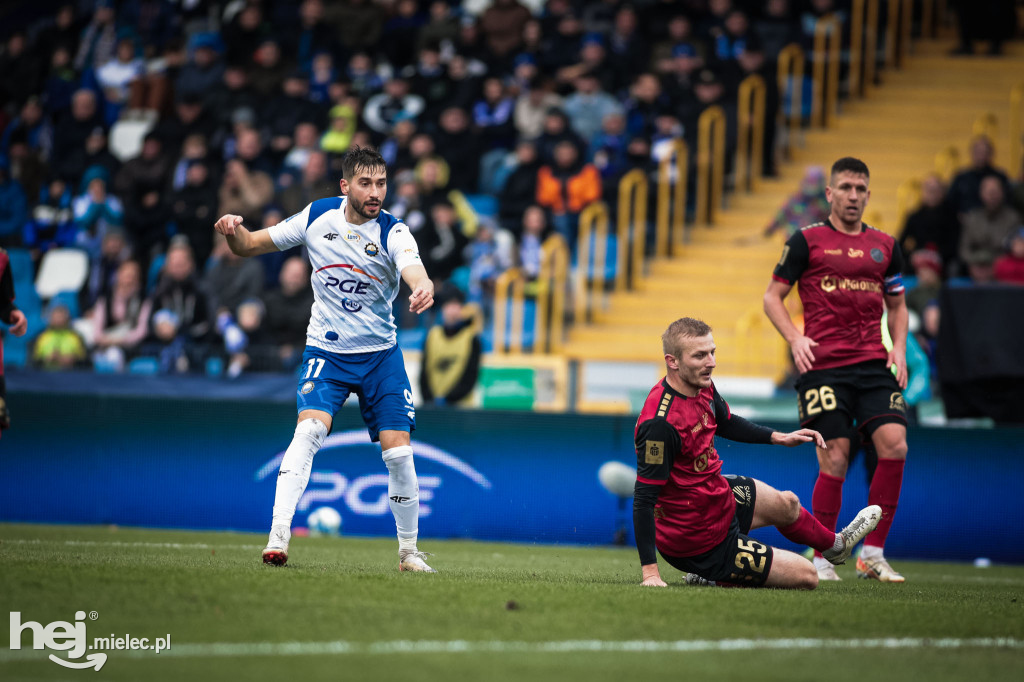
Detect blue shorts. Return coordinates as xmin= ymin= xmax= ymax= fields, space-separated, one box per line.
xmin=296 ymin=344 xmax=415 ymax=442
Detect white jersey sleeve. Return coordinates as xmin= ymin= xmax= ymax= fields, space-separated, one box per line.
xmin=387 ymin=222 xmax=424 ymax=273
xmin=267 ymin=203 xmax=313 ymax=251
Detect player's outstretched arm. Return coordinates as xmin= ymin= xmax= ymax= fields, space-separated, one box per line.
xmin=401 ymin=264 xmax=434 ymax=314
xmin=771 ymin=428 xmax=826 ymax=449
xmin=764 ymin=279 xmax=818 ymax=373
xmin=213 ymin=214 xmax=279 ymax=257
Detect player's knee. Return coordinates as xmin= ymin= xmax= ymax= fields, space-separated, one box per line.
xmin=879 ymin=438 xmax=908 ymax=460
xmin=800 ymin=563 xmax=819 ymax=590
xmin=781 ymin=491 xmax=801 ymax=524
xmin=293 ymin=418 xmax=328 ymax=450
xmin=382 ymin=445 xmax=414 ymax=466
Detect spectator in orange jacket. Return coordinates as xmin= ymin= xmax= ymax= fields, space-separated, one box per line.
xmin=536 ymin=140 xmax=601 ymax=244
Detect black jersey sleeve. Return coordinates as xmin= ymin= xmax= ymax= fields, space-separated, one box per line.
xmin=0 ymin=256 xmax=16 ymax=325
xmin=884 ymin=239 xmax=907 ymax=295
xmin=633 ymin=481 xmax=661 ymax=566
xmin=772 ymin=230 xmax=810 ymax=284
xmin=635 ymin=417 xmax=680 ymax=482
xmin=633 ymin=418 xmax=680 ymax=567
xmin=713 ymin=386 xmax=774 ymax=444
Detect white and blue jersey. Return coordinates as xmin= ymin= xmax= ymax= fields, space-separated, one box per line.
xmin=268 ymin=196 xmax=423 ymax=354
xmin=268 ymin=196 xmax=422 ymax=440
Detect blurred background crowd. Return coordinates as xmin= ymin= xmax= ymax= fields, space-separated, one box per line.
xmin=0 ymin=0 xmax=1021 ymax=382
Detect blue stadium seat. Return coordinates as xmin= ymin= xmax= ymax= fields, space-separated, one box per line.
xmin=464 ymin=194 xmax=498 ymax=219
xmin=128 ymin=357 xmax=160 ymax=375
xmin=48 ymin=290 xmax=81 ymax=319
xmin=5 ymin=248 xmax=34 ymax=285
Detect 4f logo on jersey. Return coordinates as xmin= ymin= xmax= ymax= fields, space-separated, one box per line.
xmin=323 ymin=233 xmax=339 ymax=241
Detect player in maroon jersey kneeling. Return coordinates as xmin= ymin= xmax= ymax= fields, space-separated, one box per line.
xmin=633 ymin=318 xmax=880 ymax=589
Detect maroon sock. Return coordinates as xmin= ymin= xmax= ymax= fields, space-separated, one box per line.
xmin=779 ymin=507 xmax=838 ymax=552
xmin=811 ymin=472 xmax=844 ymax=557
xmin=865 ymin=458 xmax=905 ymax=548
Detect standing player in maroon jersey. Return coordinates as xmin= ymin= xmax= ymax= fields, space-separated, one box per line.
xmin=763 ymin=157 xmax=909 ymax=583
xmin=0 ymin=248 xmax=29 ymax=439
xmin=633 ymin=317 xmax=881 ymax=589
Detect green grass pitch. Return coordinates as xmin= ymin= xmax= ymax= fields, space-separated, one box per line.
xmin=2 ymin=523 xmax=1022 ymax=682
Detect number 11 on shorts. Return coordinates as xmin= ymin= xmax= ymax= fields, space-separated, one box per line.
xmin=305 ymin=358 xmax=325 ymax=379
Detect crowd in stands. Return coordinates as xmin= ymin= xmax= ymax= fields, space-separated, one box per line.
xmin=896 ymin=135 xmax=1024 ymax=394
xmin=0 ymin=0 xmax=1022 ymax=381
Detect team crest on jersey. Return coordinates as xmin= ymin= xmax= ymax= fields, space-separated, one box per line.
xmin=364 ymin=242 xmax=379 ymax=257
xmin=301 ymin=381 xmax=315 ymax=394
xmin=344 ymin=231 xmax=360 ymax=242
xmin=871 ymin=248 xmax=885 ymax=263
xmin=645 ymin=440 xmax=664 ymax=465
xmin=889 ymin=392 xmax=906 ymax=411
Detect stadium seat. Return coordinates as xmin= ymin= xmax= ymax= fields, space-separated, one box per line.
xmin=5 ymin=248 xmax=34 ymax=285
xmin=128 ymin=357 xmax=159 ymax=375
xmin=49 ymin=291 xmax=81 ymax=320
xmin=35 ymin=248 xmax=89 ymax=299
xmin=464 ymin=194 xmax=499 ymax=219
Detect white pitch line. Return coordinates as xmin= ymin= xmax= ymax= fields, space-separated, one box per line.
xmin=3 ymin=638 xmax=1021 ymax=663
xmin=1 ymin=539 xmax=261 ymax=550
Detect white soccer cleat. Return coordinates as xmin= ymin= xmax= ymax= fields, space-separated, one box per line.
xmin=816 ymin=563 xmax=842 ymax=581
xmin=856 ymin=555 xmax=905 ymax=583
xmin=399 ymin=550 xmax=437 ymax=573
xmin=262 ymin=525 xmax=290 ymax=566
xmin=685 ymin=573 xmax=716 ymax=587
xmin=822 ymin=505 xmax=882 ymax=566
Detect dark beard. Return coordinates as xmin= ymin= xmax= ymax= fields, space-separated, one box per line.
xmin=349 ymin=197 xmax=380 ymax=221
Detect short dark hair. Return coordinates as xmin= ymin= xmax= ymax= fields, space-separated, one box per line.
xmin=662 ymin=317 xmax=712 ymax=357
xmin=830 ymin=157 xmax=870 ymax=181
xmin=341 ymin=145 xmax=386 ymax=181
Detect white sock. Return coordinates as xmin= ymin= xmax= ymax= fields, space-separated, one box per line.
xmin=382 ymin=445 xmax=418 ymax=551
xmin=831 ymin=533 xmax=844 ymax=552
xmin=813 ymin=556 xmax=833 ymax=570
xmin=860 ymin=544 xmax=884 ymax=560
xmin=271 ymin=418 xmax=328 ymax=528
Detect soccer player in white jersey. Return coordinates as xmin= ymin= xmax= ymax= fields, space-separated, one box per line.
xmin=214 ymin=146 xmax=437 ymax=572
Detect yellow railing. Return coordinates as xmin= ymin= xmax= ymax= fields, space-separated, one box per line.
xmin=736 ymin=74 xmax=766 ymax=193
xmin=656 ymin=138 xmax=687 ymax=258
xmin=921 ymin=0 xmax=936 ymax=39
xmin=864 ymin=0 xmax=880 ymax=94
xmin=616 ymin=169 xmax=647 ymax=292
xmin=1011 ymin=82 xmax=1024 ymax=180
xmin=574 ymin=202 xmax=610 ymax=325
xmin=812 ymin=14 xmax=841 ymax=128
xmin=849 ymin=0 xmax=865 ymax=98
xmin=695 ymin=106 xmax=726 ymax=224
xmin=848 ymin=0 xmax=880 ymax=97
xmin=534 ymin=234 xmax=569 ymax=353
xmin=776 ymin=43 xmax=804 ymax=158
xmin=493 ymin=267 xmax=525 ymax=354
xmin=885 ymin=0 xmax=912 ymax=69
